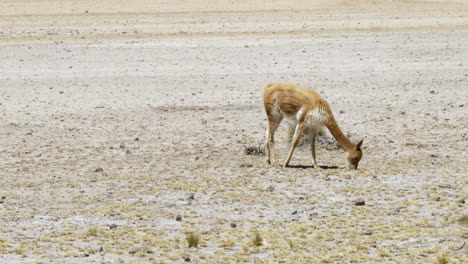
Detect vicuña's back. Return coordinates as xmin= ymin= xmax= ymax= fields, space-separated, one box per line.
xmin=263 ymin=83 xmax=363 ymax=169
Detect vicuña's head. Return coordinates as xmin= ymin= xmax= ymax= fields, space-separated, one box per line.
xmin=346 ymin=139 xmax=363 ymax=170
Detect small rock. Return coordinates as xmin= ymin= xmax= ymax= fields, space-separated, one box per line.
xmin=230 ymin=223 xmax=237 ymax=228
xmin=119 ymin=143 xmax=126 ymax=148
xmin=434 ymin=197 xmax=441 ymax=201
xmin=292 ymin=210 xmax=298 ymax=215
xmin=94 ymin=167 xmax=104 ymax=172
xmin=364 ymin=230 xmax=373 ymax=235
xmin=184 ymin=257 xmax=191 ymax=262
xmin=83 ymin=252 xmax=90 ymax=257
xmin=109 ymin=224 xmax=118 ymax=229
xmin=176 ymin=215 xmax=182 ymax=221
xmin=185 ymin=192 xmax=195 ymax=200
xmin=99 ymin=246 xmax=103 ymax=252
xmin=134 ymin=137 xmax=140 ymax=141
xmin=1 ymin=196 xmax=5 ymax=200
xmin=393 ymin=207 xmax=402 ymax=213
xmin=125 ymin=149 xmax=131 ymax=154
xmin=458 ymin=198 xmax=466 ymax=204
xmin=267 ymin=186 xmax=275 ymax=192
xmin=353 ymin=198 xmax=366 ymax=206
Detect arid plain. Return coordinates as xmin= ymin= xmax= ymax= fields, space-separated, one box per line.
xmin=0 ymin=0 xmax=467 ymax=263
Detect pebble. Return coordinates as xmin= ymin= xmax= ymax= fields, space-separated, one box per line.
xmin=458 ymin=198 xmax=466 ymax=204
xmin=230 ymin=223 xmax=237 ymax=228
xmin=184 ymin=257 xmax=191 ymax=262
xmin=109 ymin=224 xmax=118 ymax=229
xmin=185 ymin=192 xmax=195 ymax=200
xmin=176 ymin=215 xmax=182 ymax=221
xmin=292 ymin=210 xmax=298 ymax=215
xmin=353 ymin=198 xmax=366 ymax=206
xmin=267 ymin=186 xmax=275 ymax=192
xmin=364 ymin=230 xmax=373 ymax=235
xmin=94 ymin=167 xmax=104 ymax=172
xmin=119 ymin=143 xmax=126 ymax=148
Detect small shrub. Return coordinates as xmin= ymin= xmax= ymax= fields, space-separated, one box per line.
xmin=186 ymin=233 xmax=200 ymax=248
xmin=243 ymin=142 xmax=265 ymax=156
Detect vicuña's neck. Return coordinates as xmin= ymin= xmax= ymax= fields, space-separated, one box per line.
xmin=326 ymin=117 xmax=355 ymax=152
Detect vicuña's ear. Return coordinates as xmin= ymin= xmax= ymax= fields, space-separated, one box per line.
xmin=356 ymin=139 xmax=363 ymax=150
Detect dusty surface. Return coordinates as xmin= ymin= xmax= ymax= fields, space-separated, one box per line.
xmin=0 ymin=0 xmax=467 ymax=263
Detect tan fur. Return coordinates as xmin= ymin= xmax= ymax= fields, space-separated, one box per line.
xmin=263 ymin=83 xmax=363 ymax=169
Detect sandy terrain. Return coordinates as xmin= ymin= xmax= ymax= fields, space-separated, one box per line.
xmin=0 ymin=0 xmax=467 ymax=263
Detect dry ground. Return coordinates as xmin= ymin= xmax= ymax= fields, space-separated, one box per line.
xmin=0 ymin=0 xmax=467 ymax=263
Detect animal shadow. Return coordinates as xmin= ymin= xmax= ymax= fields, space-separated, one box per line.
xmin=287 ymin=164 xmax=342 ymax=169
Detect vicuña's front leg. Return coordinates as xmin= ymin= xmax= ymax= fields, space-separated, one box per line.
xmin=310 ymin=132 xmax=320 ymax=169
xmin=283 ymin=122 xmax=305 ymax=168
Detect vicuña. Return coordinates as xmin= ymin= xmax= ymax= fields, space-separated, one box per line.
xmin=263 ymin=83 xmax=363 ymax=169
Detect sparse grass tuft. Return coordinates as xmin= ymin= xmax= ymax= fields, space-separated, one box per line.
xmin=14 ymin=247 xmax=26 ymax=255
xmin=287 ymin=239 xmax=295 ymax=249
xmin=377 ymin=248 xmax=390 ymax=257
xmin=436 ymin=253 xmax=450 ymax=264
xmin=457 ymin=215 xmax=468 ymax=226
xmin=251 ymin=233 xmax=263 ymax=247
xmin=221 ymin=238 xmax=235 ymax=249
xmin=186 ymin=232 xmax=200 ymax=248
xmin=88 ymin=226 xmax=99 ymax=236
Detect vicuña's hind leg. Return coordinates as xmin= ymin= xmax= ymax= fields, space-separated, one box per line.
xmin=283 ymin=121 xmax=305 ymax=168
xmin=265 ymin=127 xmax=271 ymax=164
xmin=266 ymin=115 xmax=282 ymax=166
